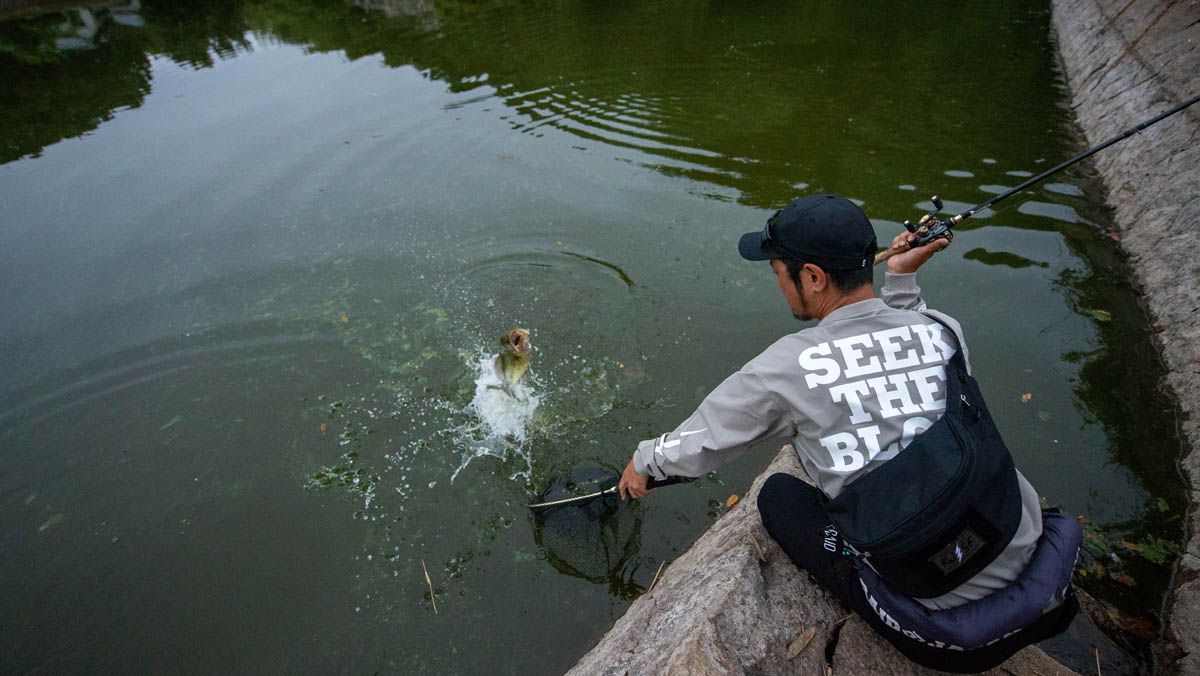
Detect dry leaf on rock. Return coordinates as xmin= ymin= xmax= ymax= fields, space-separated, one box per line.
xmin=786 ymin=626 xmax=816 ymax=660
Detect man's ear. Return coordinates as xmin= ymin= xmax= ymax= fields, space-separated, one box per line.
xmin=803 ymin=263 xmax=829 ymax=292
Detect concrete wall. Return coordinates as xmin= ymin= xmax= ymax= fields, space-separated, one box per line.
xmin=1050 ymin=0 xmax=1199 ymax=673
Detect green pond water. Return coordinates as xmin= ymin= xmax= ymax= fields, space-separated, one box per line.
xmin=0 ymin=1 xmax=1186 ymax=674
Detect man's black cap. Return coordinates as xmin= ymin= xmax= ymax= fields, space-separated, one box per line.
xmin=738 ymin=194 xmax=877 ymax=270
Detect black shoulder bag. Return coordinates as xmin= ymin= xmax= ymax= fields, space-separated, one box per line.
xmin=825 ymin=317 xmax=1023 ymax=598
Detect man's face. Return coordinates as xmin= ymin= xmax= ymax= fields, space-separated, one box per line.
xmin=770 ymin=259 xmax=813 ymax=321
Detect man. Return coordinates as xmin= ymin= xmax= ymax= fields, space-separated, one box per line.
xmin=617 ymin=195 xmax=1078 ymax=672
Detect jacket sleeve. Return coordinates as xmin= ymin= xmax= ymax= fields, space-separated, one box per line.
xmin=880 ymin=271 xmax=927 ymax=311
xmin=882 ymin=272 xmax=974 ymax=375
xmin=633 ymin=368 xmax=794 ymax=479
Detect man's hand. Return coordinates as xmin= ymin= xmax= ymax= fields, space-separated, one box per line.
xmin=885 ymin=231 xmax=952 ymax=274
xmin=619 ymin=458 xmax=651 ymax=501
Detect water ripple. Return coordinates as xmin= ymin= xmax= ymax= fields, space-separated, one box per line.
xmin=0 ymin=327 xmax=338 ymax=431
xmin=492 ymin=80 xmax=737 ymax=182
xmin=459 ymin=248 xmax=636 ymax=292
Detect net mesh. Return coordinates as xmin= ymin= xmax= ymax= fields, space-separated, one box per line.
xmin=531 ymin=465 xmax=642 ymax=597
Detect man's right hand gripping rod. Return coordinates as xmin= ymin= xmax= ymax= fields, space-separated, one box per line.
xmin=873 ymin=195 xmax=957 ymax=266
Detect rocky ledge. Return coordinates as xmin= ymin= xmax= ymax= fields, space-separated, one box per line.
xmin=566 ymin=446 xmax=1074 ymax=676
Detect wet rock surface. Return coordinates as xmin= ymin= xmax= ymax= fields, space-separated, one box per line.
xmin=566 ymin=446 xmax=1073 ymax=675
xmin=1050 ymin=1 xmax=1200 ymax=673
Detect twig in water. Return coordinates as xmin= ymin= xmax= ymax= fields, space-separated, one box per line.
xmin=649 ymin=561 xmax=666 ymax=591
xmin=1094 ymin=647 xmax=1102 ymax=675
xmin=748 ymin=532 xmax=766 ymax=561
xmin=421 ymin=558 xmax=438 ymax=615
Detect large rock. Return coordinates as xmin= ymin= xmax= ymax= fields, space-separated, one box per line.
xmin=566 ymin=446 xmax=1073 ymax=675
xmin=1050 ymin=1 xmax=1200 ymax=673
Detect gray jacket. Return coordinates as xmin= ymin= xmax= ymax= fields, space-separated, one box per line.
xmin=634 ymin=272 xmax=1042 ymax=609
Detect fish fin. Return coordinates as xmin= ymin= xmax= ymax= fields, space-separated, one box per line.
xmin=485 ymin=383 xmax=520 ymax=399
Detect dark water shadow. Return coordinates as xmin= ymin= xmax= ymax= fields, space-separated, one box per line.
xmin=962 ymin=247 xmax=1049 ymax=269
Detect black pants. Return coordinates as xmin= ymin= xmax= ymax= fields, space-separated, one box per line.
xmin=756 ymin=473 xmax=1077 ymax=673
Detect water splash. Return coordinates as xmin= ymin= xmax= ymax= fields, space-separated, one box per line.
xmin=467 ymin=356 xmax=540 ymax=439
xmin=450 ymin=355 xmax=541 ymax=481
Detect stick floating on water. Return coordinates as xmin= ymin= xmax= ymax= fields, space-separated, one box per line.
xmin=421 ymin=558 xmax=438 ymax=615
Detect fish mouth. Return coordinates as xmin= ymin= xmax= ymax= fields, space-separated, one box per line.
xmin=508 ymin=328 xmax=531 ymax=354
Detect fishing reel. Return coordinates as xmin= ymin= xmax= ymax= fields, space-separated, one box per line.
xmin=904 ymin=195 xmax=956 ymax=247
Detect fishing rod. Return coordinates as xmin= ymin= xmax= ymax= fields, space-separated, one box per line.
xmin=874 ymin=93 xmax=1200 ymax=266
xmin=528 ymin=475 xmax=691 ymax=509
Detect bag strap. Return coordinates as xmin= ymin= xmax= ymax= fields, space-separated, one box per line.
xmin=918 ymin=310 xmax=967 ymax=372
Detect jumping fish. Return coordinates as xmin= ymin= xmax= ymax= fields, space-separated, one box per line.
xmin=493 ymin=328 xmax=531 ymax=394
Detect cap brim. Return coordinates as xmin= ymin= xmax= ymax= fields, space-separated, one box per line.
xmin=738 ymin=230 xmax=781 ymax=261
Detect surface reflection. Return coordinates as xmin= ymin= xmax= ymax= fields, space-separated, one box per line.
xmin=962 ymin=247 xmax=1049 ymax=269
xmin=0 ymin=0 xmax=1075 ymax=205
